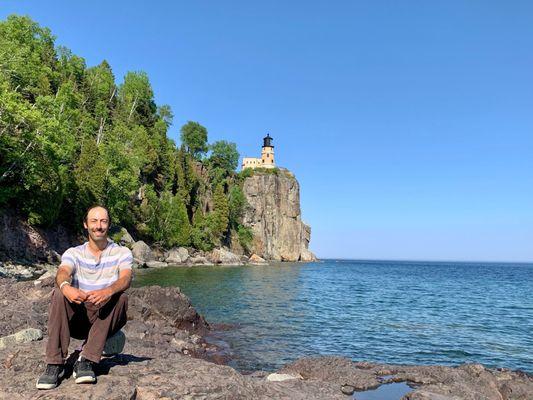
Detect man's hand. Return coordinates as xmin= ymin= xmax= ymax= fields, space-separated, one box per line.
xmin=86 ymin=288 xmax=113 ymax=306
xmin=61 ymin=285 xmax=88 ymax=304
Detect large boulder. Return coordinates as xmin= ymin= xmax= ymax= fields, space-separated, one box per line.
xmin=131 ymin=241 xmax=154 ymax=267
xmin=248 ymin=254 xmax=268 ymax=265
xmin=165 ymin=247 xmax=189 ymax=264
xmin=189 ymin=256 xmax=214 ymax=266
xmin=145 ymin=261 xmax=168 ymax=268
xmin=0 ymin=328 xmax=42 ymax=350
xmin=128 ymin=285 xmax=208 ymax=334
xmin=117 ymin=227 xmax=135 ymax=246
xmin=208 ymin=248 xmax=242 ymax=265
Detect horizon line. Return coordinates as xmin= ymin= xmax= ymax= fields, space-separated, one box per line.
xmin=313 ymin=257 xmax=533 ymax=264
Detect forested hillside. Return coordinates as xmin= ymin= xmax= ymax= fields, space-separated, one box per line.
xmin=0 ymin=15 xmax=252 ymax=251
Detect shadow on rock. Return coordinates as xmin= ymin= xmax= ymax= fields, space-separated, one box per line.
xmin=96 ymin=354 xmax=153 ymax=375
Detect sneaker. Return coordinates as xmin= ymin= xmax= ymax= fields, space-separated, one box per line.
xmin=73 ymin=357 xmax=96 ymax=384
xmin=36 ymin=364 xmax=65 ymax=389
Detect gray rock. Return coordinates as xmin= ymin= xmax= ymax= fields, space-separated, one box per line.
xmin=208 ymin=248 xmax=242 ymax=265
xmin=340 ymin=384 xmax=355 ymax=395
xmin=242 ymin=171 xmax=317 ymax=262
xmin=299 ymin=247 xmax=317 ymax=262
xmin=266 ymin=373 xmax=302 ymax=382
xmin=132 ymin=240 xmax=154 ymax=266
xmin=102 ymin=330 xmax=126 ymax=356
xmin=0 ymin=328 xmax=43 ymax=349
xmin=145 ymin=261 xmax=168 ymax=268
xmin=47 ymin=250 xmax=61 ymax=263
xmin=0 ymin=210 xmax=75 ymax=264
xmin=166 ymin=247 xmax=189 ymax=264
xmin=248 ymin=254 xmax=268 ymax=265
xmin=118 ymin=227 xmax=135 ymax=246
xmin=189 ymin=256 xmax=213 ymax=266
xmin=0 ymin=263 xmax=42 ymax=280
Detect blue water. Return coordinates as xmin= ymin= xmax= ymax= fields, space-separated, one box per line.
xmin=133 ymin=260 xmax=533 ymax=373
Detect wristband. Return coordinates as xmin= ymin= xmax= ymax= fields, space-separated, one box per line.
xmin=59 ymin=281 xmax=71 ymax=290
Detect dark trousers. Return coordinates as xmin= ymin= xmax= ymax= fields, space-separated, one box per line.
xmin=45 ymin=288 xmax=128 ymax=364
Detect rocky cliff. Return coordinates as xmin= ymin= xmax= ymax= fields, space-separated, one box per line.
xmin=242 ymin=170 xmax=317 ymax=262
xmin=0 ymin=211 xmax=76 ymax=264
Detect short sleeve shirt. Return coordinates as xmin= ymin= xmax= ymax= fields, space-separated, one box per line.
xmin=60 ymin=240 xmax=133 ymax=291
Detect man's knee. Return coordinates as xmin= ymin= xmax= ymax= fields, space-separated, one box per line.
xmin=117 ymin=292 xmax=128 ymax=311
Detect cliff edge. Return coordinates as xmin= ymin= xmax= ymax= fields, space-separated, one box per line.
xmin=242 ymin=169 xmax=317 ymax=262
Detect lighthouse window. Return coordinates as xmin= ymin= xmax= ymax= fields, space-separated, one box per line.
xmin=266 ymin=154 xmax=269 ymax=158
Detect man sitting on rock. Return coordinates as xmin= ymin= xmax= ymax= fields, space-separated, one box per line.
xmin=37 ymin=205 xmax=133 ymax=389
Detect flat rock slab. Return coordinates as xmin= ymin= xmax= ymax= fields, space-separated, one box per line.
xmin=279 ymin=357 xmax=533 ymax=399
xmin=266 ymin=372 xmax=302 ymax=382
xmin=0 ymin=328 xmax=42 ymax=350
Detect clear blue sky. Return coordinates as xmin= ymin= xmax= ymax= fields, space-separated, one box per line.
xmin=2 ymin=1 xmax=532 ymax=261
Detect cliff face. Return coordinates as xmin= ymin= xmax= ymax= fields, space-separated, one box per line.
xmin=0 ymin=211 xmax=76 ymax=264
xmin=242 ymin=170 xmax=316 ymax=262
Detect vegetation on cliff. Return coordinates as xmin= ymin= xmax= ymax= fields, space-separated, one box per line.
xmin=0 ymin=15 xmax=252 ymax=250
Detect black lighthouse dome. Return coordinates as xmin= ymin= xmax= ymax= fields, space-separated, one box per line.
xmin=262 ymin=133 xmax=274 ymax=148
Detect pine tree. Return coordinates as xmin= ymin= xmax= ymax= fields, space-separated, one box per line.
xmin=212 ymin=184 xmax=229 ymax=241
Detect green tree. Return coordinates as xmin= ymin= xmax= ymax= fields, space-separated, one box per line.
xmin=141 ymin=186 xmax=191 ymax=247
xmin=237 ymin=225 xmax=254 ymax=252
xmin=180 ymin=121 xmax=208 ymax=159
xmin=208 ymin=140 xmax=239 ymax=173
xmin=0 ymin=15 xmax=252 ymax=250
xmin=117 ymin=71 xmax=156 ymax=126
xmin=190 ymin=210 xmax=214 ymax=251
xmin=211 ymin=184 xmax=229 ymax=241
xmin=228 ymin=185 xmax=246 ymax=229
xmin=74 ymin=139 xmax=107 ymax=219
xmin=0 ymin=15 xmax=57 ymax=100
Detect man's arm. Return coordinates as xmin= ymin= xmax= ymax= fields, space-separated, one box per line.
xmin=55 ymin=265 xmax=88 ymax=304
xmin=86 ymin=269 xmax=132 ymax=306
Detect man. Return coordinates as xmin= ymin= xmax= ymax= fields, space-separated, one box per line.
xmin=36 ymin=205 xmax=133 ymax=389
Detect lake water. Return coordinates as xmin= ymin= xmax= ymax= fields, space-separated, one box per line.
xmin=133 ymin=260 xmax=533 ymax=373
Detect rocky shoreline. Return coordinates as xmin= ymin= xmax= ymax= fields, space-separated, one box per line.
xmin=0 ymin=208 xmax=317 ymax=282
xmin=0 ymin=248 xmax=286 ymax=282
xmin=0 ymin=276 xmax=531 ymax=399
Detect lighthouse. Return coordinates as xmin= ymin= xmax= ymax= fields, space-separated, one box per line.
xmin=260 ymin=134 xmax=275 ymax=168
xmin=242 ymin=134 xmax=276 ymax=170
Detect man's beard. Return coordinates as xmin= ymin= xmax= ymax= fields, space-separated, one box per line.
xmin=89 ymin=229 xmax=107 ymax=242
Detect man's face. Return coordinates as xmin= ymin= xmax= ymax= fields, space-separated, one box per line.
xmin=84 ymin=207 xmax=110 ymax=243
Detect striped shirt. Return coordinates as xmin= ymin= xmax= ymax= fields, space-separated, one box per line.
xmin=60 ymin=240 xmax=133 ymax=292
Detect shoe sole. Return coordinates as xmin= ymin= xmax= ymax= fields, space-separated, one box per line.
xmin=36 ymin=382 xmax=58 ymax=390
xmin=73 ymin=371 xmax=96 ymax=384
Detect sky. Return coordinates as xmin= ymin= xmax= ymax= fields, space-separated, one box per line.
xmin=2 ymin=1 xmax=532 ymax=261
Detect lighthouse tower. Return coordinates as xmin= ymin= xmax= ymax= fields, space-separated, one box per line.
xmin=241 ymin=134 xmax=276 ymax=170
xmin=260 ymin=134 xmax=275 ymax=169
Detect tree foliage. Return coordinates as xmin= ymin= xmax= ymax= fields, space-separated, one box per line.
xmin=0 ymin=15 xmax=249 ymax=250
xmin=180 ymin=121 xmax=208 ymax=159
